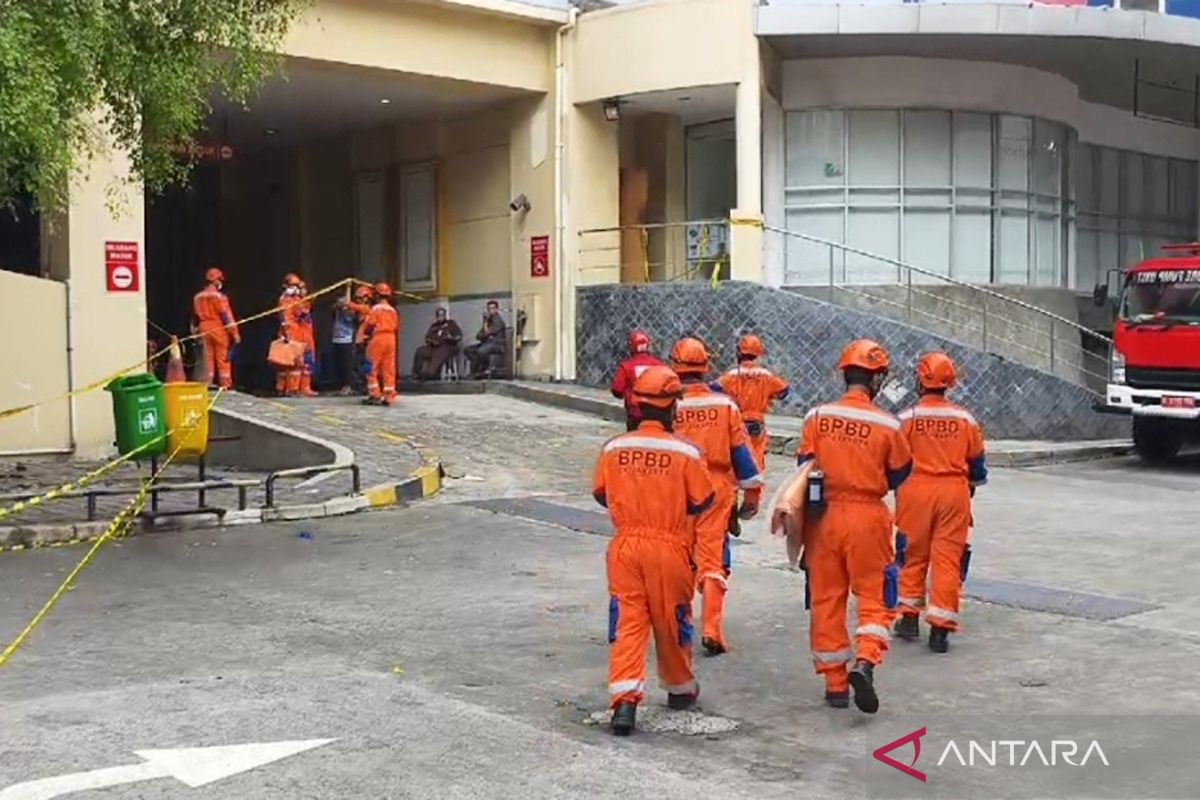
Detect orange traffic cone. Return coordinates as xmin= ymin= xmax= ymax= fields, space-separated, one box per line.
xmin=165 ymin=336 xmax=186 ymax=383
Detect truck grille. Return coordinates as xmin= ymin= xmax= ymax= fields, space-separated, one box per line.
xmin=1127 ymin=366 xmax=1200 ymax=392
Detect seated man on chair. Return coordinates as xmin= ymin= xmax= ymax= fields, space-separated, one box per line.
xmin=413 ymin=307 xmax=464 ymax=380
xmin=464 ymin=299 xmax=507 ymax=378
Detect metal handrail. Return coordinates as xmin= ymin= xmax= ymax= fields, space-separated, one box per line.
xmin=264 ymin=463 xmax=361 ymax=508
xmin=764 ymin=225 xmax=1111 ymax=346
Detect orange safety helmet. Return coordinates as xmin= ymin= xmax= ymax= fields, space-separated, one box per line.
xmin=282 ymin=273 xmax=302 ymax=288
xmin=353 ymin=284 xmax=374 ymax=301
xmin=670 ymin=337 xmax=710 ymax=375
xmin=738 ymin=334 xmax=765 ymax=359
xmin=628 ymin=330 xmax=652 ymax=355
xmin=205 ymin=267 xmax=224 ymax=284
xmin=375 ymin=282 xmax=393 ymax=298
xmin=916 ymin=351 xmax=957 ymax=390
xmin=836 ymin=339 xmax=890 ymax=373
xmin=631 ymin=365 xmax=683 ymax=409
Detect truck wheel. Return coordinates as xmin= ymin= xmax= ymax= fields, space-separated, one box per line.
xmin=1132 ymin=418 xmax=1182 ymax=464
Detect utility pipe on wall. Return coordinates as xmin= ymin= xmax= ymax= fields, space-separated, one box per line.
xmin=553 ymin=7 xmax=578 ymax=381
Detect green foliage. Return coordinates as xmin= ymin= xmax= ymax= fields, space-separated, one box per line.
xmin=0 ymin=0 xmax=304 ymax=212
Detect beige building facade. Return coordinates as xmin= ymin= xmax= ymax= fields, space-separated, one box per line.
xmin=5 ymin=0 xmax=1200 ymax=456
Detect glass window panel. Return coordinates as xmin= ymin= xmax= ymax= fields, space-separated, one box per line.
xmin=1099 ymin=147 xmax=1121 ymax=216
xmin=903 ymin=110 xmax=951 ymax=187
xmin=1098 ymin=232 xmax=1120 ymax=275
xmin=1077 ymin=230 xmax=1100 ymax=291
xmin=1123 ymin=152 xmax=1147 ymax=221
xmin=953 ymin=112 xmax=992 ymax=189
xmin=951 ymin=210 xmax=992 ymax=283
xmin=848 ymin=110 xmax=900 ymax=186
xmin=354 ymin=172 xmax=386 ymax=283
xmin=1034 ymin=214 xmax=1058 ymax=286
xmin=846 ymin=209 xmax=899 ymax=283
xmin=1120 ymin=234 xmax=1147 ymax=269
xmin=1170 ymin=159 xmax=1197 ymax=224
xmin=1147 ymin=156 xmax=1169 ymax=219
xmin=998 ymin=115 xmax=1031 ymax=192
xmin=400 ymin=165 xmax=436 ymax=287
xmin=903 ymin=210 xmax=951 ymax=280
xmin=1077 ymin=145 xmax=1096 ymax=214
xmin=998 ymin=212 xmax=1029 ymax=283
xmin=785 ymin=111 xmax=846 ymax=188
xmin=1032 ymin=119 xmax=1063 ymax=197
xmin=783 ymin=209 xmax=844 ymax=284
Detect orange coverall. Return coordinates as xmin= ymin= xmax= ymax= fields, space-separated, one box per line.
xmin=797 ymin=391 xmax=912 ymax=694
xmin=363 ymin=301 xmax=399 ymax=403
xmin=895 ymin=397 xmax=987 ymax=632
xmin=716 ymin=362 xmax=790 ymax=472
xmin=672 ymin=384 xmax=762 ymax=651
xmin=593 ymin=422 xmax=715 ymax=708
xmin=277 ymin=294 xmax=305 ymax=395
xmin=192 ymin=287 xmax=239 ymax=389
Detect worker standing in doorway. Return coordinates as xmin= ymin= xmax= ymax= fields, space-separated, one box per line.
xmin=894 ymin=352 xmax=988 ymax=653
xmin=611 ymin=331 xmax=664 ymax=431
xmin=192 ymin=267 xmax=240 ymax=390
xmin=670 ymin=338 xmax=761 ymax=657
xmin=363 ymin=282 xmax=399 ymax=406
xmin=797 ymin=339 xmax=912 ymax=714
xmin=717 ymin=334 xmax=790 ymax=481
xmin=593 ymin=365 xmax=715 ymax=736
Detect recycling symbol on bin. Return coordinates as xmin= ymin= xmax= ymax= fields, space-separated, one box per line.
xmin=183 ymin=409 xmax=201 ymax=429
xmin=138 ymin=409 xmax=159 ymax=434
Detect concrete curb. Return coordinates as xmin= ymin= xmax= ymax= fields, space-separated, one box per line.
xmin=452 ymin=380 xmax=1134 ymax=467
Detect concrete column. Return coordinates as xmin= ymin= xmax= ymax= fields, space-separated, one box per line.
xmin=53 ymin=132 xmax=147 ymax=457
xmin=731 ymin=43 xmax=764 ymax=283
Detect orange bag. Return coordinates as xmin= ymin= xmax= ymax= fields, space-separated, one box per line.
xmin=268 ymin=338 xmax=302 ymax=369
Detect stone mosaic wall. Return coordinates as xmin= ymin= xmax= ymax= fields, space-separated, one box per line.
xmin=575 ymin=281 xmax=1127 ymax=441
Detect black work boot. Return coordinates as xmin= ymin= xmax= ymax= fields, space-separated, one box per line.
xmin=848 ymin=660 xmax=880 ymax=714
xmin=701 ymin=637 xmax=727 ymax=657
xmin=825 ymin=689 xmax=850 ymax=709
xmin=611 ymin=703 xmax=637 ymax=736
xmin=894 ymin=614 xmax=920 ymax=641
xmin=668 ymin=683 xmax=700 ymax=711
xmin=928 ymin=626 xmax=950 ymax=654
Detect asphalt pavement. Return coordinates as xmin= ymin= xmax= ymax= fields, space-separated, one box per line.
xmin=1 ymin=400 xmax=1198 ymax=798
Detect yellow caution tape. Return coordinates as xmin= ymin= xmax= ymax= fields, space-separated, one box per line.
xmin=0 ymin=278 xmax=356 ymax=422
xmin=0 ymin=433 xmax=169 ymax=523
xmin=0 ymin=391 xmax=224 ymax=671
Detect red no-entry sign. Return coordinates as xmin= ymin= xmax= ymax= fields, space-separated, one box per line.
xmin=105 ymin=241 xmax=140 ymax=293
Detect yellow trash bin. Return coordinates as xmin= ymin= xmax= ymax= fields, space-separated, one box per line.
xmin=163 ymin=382 xmax=211 ymax=458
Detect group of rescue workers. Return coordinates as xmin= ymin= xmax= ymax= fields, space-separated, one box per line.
xmin=597 ymin=332 xmax=988 ymax=735
xmin=191 ymin=270 xmax=400 ymax=406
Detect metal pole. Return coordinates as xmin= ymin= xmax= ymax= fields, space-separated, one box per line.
xmin=828 ymin=245 xmax=836 ymax=302
xmin=150 ymin=456 xmax=160 ymax=513
xmin=1049 ymin=318 xmax=1056 ymax=373
xmin=905 ymin=267 xmax=913 ymax=324
xmin=198 ymin=455 xmax=207 ymax=509
xmin=981 ymin=296 xmax=988 ymax=351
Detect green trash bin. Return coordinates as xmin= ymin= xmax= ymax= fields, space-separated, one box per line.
xmin=105 ymin=373 xmax=167 ymax=458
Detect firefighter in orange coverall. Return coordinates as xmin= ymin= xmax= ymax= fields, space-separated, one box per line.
xmin=670 ymin=338 xmax=762 ymax=657
xmin=348 ymin=284 xmax=375 ymax=394
xmin=593 ymin=366 xmax=716 ymax=736
xmin=797 ymin=339 xmax=912 ymax=713
xmin=277 ymin=275 xmax=308 ymax=396
xmin=192 ymin=268 xmax=240 ymax=389
xmin=363 ymin=282 xmax=399 ymax=406
xmin=296 ymin=279 xmax=318 ymax=396
xmin=716 ymin=334 xmax=790 ymax=477
xmin=894 ymin=352 xmax=987 ymax=654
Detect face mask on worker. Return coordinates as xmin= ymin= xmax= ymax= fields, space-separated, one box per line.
xmin=284 ymin=286 xmax=300 ymax=297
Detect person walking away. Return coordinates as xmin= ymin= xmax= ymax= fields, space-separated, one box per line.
xmin=412 ymin=307 xmax=463 ymax=380
xmin=362 ymin=283 xmax=399 ymax=406
xmin=464 ymin=300 xmax=507 ymax=377
xmin=894 ymin=352 xmax=987 ymax=653
xmin=348 ymin=284 xmax=375 ymax=394
xmin=669 ymin=338 xmax=762 ymax=657
xmin=331 ymin=294 xmax=359 ymax=395
xmin=717 ymin=334 xmax=790 ymax=482
xmin=797 ymin=339 xmax=912 ymax=714
xmin=592 ymin=366 xmax=716 ymax=736
xmin=611 ymin=331 xmax=664 ymax=431
xmin=192 ymin=268 xmax=240 ymax=389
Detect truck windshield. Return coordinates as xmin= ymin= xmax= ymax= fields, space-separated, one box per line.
xmin=1120 ymin=269 xmax=1200 ymax=323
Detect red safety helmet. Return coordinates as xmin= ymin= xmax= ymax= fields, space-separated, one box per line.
xmin=375 ymin=282 xmax=393 ymax=298
xmin=670 ymin=338 xmax=709 ymax=376
xmin=205 ymin=267 xmax=224 ymax=284
xmin=916 ymin=351 xmax=957 ymax=390
xmin=738 ymin=334 xmax=765 ymax=359
xmin=628 ymin=330 xmax=651 ymax=355
xmin=631 ymin=366 xmax=683 ymax=410
xmin=837 ymin=339 xmax=890 ymax=373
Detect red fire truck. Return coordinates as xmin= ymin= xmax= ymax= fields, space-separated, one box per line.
xmin=1096 ymin=243 xmax=1200 ymax=463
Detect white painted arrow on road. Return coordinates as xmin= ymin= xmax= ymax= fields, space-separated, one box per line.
xmin=0 ymin=739 xmax=335 ymax=799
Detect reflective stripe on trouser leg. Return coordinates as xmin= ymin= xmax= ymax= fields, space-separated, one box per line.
xmin=695 ymin=489 xmax=734 ymax=648
xmin=847 ymin=504 xmax=896 ymax=667
xmin=806 ymin=507 xmax=852 ymax=679
xmin=645 ymin=546 xmax=697 ymax=699
xmin=928 ymin=487 xmax=972 ymax=633
xmin=607 ymin=541 xmax=653 ymax=709
xmin=925 ymin=606 xmax=960 ymax=627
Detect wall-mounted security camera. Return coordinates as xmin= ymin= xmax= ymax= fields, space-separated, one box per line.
xmin=510 ymin=194 xmax=531 ymax=214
